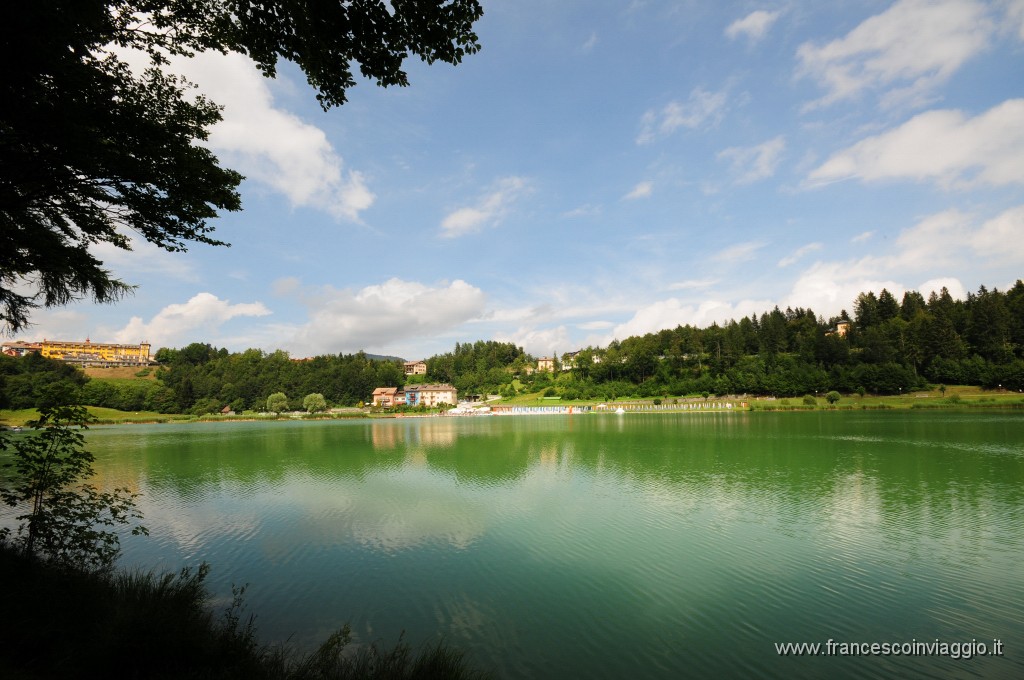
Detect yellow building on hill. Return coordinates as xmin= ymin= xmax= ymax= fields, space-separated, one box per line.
xmin=40 ymin=339 xmax=152 ymax=367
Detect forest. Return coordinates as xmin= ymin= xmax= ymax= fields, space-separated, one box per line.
xmin=2 ymin=282 xmax=1022 ymax=413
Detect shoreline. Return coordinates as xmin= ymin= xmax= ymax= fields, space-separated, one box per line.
xmin=4 ymin=398 xmax=1024 ymax=429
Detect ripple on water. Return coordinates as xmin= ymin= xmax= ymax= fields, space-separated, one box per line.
xmin=85 ymin=415 xmax=1024 ymax=680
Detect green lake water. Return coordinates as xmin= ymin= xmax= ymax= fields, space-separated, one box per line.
xmin=14 ymin=412 xmax=1024 ymax=678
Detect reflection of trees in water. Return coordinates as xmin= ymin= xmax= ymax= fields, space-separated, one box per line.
xmin=574 ymin=414 xmax=1024 ymax=554
xmin=87 ymin=416 xmax=1023 ymax=548
xmin=110 ymin=422 xmax=408 ymax=499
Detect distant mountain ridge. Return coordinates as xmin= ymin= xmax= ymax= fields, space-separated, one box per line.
xmin=365 ymin=353 xmax=404 ymax=362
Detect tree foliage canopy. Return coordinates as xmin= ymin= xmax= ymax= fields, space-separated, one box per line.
xmin=0 ymin=404 xmax=147 ymax=570
xmin=266 ymin=391 xmax=289 ymax=414
xmin=1 ymin=0 xmax=483 ymax=333
xmin=302 ymin=392 xmax=327 ymax=413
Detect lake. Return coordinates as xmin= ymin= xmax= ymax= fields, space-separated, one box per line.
xmin=22 ymin=412 xmax=1024 ymax=678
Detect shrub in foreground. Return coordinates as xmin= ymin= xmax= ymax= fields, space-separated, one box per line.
xmin=0 ymin=546 xmax=490 ymax=680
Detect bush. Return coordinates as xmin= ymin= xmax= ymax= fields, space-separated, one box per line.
xmin=0 ymin=405 xmax=146 ymax=570
xmin=825 ymin=391 xmax=841 ymax=405
xmin=190 ymin=397 xmax=222 ymax=416
xmin=802 ymin=395 xmax=817 ymax=406
xmin=302 ymin=393 xmax=328 ymax=413
xmin=266 ymin=392 xmax=288 ymax=414
xmin=0 ymin=548 xmax=491 ymax=679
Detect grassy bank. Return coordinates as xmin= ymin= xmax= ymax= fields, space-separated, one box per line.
xmin=5 ymin=388 xmax=1022 ymax=427
xmin=0 ymin=546 xmax=489 ymax=680
xmin=747 ymin=386 xmax=1024 ymax=411
xmin=0 ymin=407 xmax=369 ymax=428
xmin=497 ymin=385 xmax=1024 ymax=412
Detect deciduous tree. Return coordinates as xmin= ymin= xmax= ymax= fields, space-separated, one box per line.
xmin=0 ymin=405 xmax=146 ymax=570
xmin=302 ymin=392 xmax=327 ymax=413
xmin=1 ymin=1 xmax=484 ymax=333
xmin=266 ymin=392 xmax=288 ymax=414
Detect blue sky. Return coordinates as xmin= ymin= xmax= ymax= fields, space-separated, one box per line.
xmin=19 ymin=0 xmax=1024 ymax=359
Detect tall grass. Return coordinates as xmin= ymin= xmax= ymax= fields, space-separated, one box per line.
xmin=0 ymin=546 xmax=490 ymax=679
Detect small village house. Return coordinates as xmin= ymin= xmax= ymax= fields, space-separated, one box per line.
xmin=403 ymin=384 xmax=457 ymax=407
xmin=372 ymin=387 xmax=401 ymax=407
xmin=404 ymin=360 xmax=427 ymax=375
xmin=827 ymin=321 xmax=851 ymax=338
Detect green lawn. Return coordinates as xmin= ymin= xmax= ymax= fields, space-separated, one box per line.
xmin=495 ymin=385 xmax=1024 ymax=410
xmin=0 ymin=407 xmax=193 ymax=427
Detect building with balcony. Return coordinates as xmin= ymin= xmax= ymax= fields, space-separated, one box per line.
xmin=35 ymin=339 xmax=153 ymax=367
xmin=404 ymin=384 xmax=457 ymax=407
xmin=404 ymin=360 xmax=427 ymax=375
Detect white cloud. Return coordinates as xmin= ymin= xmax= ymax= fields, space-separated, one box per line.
xmin=285 ymin=278 xmax=487 ymax=355
xmin=894 ymin=209 xmax=973 ymax=269
xmin=784 ymin=260 xmax=905 ymax=315
xmin=637 ymin=88 xmax=728 ymax=144
xmin=9 ymin=308 xmax=92 ymax=343
xmin=796 ymin=0 xmax=993 ymax=110
xmin=581 ymin=32 xmax=599 ymax=52
xmin=271 ymin=277 xmax=302 ymax=297
xmin=897 ymin=206 xmax=1024 ymax=269
xmin=917 ymin=277 xmax=968 ymax=300
xmin=1008 ymin=0 xmax=1024 ymax=40
xmin=808 ymin=99 xmax=1024 ymax=188
xmin=712 ymin=240 xmax=766 ymax=264
xmin=783 ymin=205 xmax=1024 ymax=313
xmin=169 ymin=51 xmax=375 ymax=221
xmin=623 ymin=181 xmax=653 ymax=200
xmin=778 ymin=242 xmax=823 ymax=267
xmin=91 ymin=235 xmax=199 ymax=282
xmin=968 ymin=205 xmax=1024 ymax=262
xmin=851 ymin=230 xmax=875 ymax=243
xmin=718 ymin=136 xmax=786 ymax=184
xmin=440 ymin=177 xmax=529 ymax=238
xmin=602 ymin=205 xmax=1023 ymax=338
xmin=668 ymin=278 xmax=718 ymax=291
xmin=563 ymin=204 xmax=601 ymax=218
xmin=607 ymin=297 xmax=773 ymax=342
xmin=113 ymin=293 xmax=271 ymax=346
xmin=493 ymin=325 xmax=571 ymax=357
xmin=725 ymin=10 xmax=781 ymax=42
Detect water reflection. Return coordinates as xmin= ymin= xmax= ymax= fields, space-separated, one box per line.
xmin=61 ymin=413 xmax=1024 ymax=679
xmin=371 ymin=419 xmax=458 ymax=451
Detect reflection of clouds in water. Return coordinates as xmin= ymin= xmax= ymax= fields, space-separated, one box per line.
xmin=349 ymin=479 xmax=486 ymax=552
xmin=433 ymin=592 xmax=512 ymax=649
xmin=133 ymin=491 xmax=263 ymax=559
xmin=635 ymin=483 xmax=702 ymax=518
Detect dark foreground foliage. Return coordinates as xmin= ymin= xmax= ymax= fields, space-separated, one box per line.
xmin=0 ymin=546 xmax=490 ymax=680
